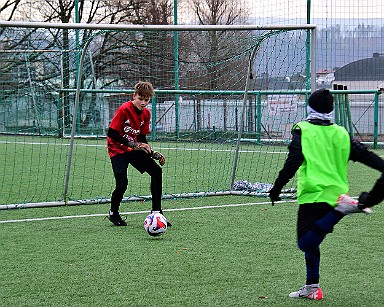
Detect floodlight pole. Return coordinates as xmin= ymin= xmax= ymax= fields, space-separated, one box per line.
xmin=307 ymin=0 xmax=317 ymax=93
xmin=174 ymin=0 xmax=180 ymax=138
xmin=74 ymin=0 xmax=81 ymax=133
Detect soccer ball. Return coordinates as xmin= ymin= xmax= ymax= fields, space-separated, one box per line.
xmin=143 ymin=212 xmax=167 ymax=237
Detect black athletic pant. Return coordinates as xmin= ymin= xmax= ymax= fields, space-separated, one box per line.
xmin=296 ymin=203 xmax=343 ymax=285
xmin=110 ymin=151 xmax=162 ymax=212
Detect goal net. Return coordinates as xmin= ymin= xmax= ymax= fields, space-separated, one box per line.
xmin=0 ymin=22 xmax=315 ymax=207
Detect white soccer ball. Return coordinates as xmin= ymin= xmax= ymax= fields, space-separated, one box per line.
xmin=143 ymin=212 xmax=167 ymax=237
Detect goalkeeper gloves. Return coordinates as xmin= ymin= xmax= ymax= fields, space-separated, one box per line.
xmin=268 ymin=186 xmax=282 ymax=206
xmin=151 ymin=151 xmax=166 ymax=166
xmin=127 ymin=141 xmax=165 ymax=166
xmin=134 ymin=142 xmax=151 ymax=155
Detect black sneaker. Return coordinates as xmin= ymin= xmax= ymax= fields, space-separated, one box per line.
xmin=152 ymin=210 xmax=173 ymax=227
xmin=108 ymin=211 xmax=127 ymax=226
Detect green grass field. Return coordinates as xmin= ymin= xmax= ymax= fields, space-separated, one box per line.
xmin=0 ymin=195 xmax=383 ymax=306
xmin=1 ymin=135 xmax=383 ymax=206
xmin=1 ymin=135 xmax=383 ymax=306
xmin=0 ymin=135 xmax=292 ymax=205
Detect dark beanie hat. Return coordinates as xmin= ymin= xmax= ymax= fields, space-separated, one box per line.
xmin=308 ymin=88 xmax=334 ymax=113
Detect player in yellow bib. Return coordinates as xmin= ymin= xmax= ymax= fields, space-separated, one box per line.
xmin=269 ymin=88 xmax=384 ymax=300
xmin=295 ymin=120 xmax=350 ymax=205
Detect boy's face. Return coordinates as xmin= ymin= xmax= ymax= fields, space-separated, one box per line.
xmin=132 ymin=93 xmax=151 ymax=111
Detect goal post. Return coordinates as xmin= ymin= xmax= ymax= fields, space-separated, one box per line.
xmin=0 ymin=21 xmax=317 ymax=208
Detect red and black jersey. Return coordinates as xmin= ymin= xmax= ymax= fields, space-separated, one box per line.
xmin=107 ymin=100 xmax=151 ymax=157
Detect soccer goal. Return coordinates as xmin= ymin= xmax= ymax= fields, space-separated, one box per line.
xmin=0 ymin=21 xmax=316 ymax=208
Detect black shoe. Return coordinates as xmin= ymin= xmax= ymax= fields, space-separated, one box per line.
xmin=153 ymin=210 xmax=172 ymax=227
xmin=108 ymin=211 xmax=127 ymax=226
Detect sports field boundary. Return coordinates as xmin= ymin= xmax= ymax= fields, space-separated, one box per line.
xmin=0 ymin=200 xmax=296 ymax=224
xmin=0 ymin=190 xmax=298 ymax=210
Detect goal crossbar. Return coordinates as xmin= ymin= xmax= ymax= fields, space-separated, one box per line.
xmin=0 ymin=21 xmax=317 ymax=31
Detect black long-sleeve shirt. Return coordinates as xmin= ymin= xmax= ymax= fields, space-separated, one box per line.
xmin=107 ymin=128 xmax=148 ymax=146
xmin=273 ymin=119 xmax=384 ymax=206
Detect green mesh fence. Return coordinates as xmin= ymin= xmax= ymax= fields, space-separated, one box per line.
xmin=0 ymin=0 xmax=383 ymax=207
xmin=0 ymin=25 xmax=313 ymax=206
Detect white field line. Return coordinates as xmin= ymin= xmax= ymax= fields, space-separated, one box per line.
xmin=0 ymin=140 xmax=287 ymax=154
xmin=2 ymin=140 xmax=384 ymax=157
xmin=0 ymin=200 xmax=295 ymax=224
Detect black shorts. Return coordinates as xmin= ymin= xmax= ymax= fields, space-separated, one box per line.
xmin=110 ymin=150 xmax=160 ymax=175
xmin=297 ymin=202 xmax=334 ymax=239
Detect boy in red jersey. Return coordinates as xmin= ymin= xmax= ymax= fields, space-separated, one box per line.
xmin=107 ymin=81 xmax=169 ymax=226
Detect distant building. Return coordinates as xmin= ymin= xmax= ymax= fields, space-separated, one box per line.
xmin=334 ymin=53 xmax=384 ymax=90
xmin=316 ymin=69 xmax=335 ymax=88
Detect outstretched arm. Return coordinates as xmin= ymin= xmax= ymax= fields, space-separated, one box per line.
xmin=350 ymin=139 xmax=384 ymax=207
xmin=269 ymin=127 xmax=303 ymax=204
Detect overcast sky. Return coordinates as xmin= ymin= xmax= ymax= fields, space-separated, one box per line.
xmin=247 ymin=0 xmax=384 ymax=19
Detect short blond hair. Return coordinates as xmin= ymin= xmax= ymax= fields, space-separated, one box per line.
xmin=134 ymin=81 xmax=154 ymax=98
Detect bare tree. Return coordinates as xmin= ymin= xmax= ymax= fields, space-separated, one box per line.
xmin=0 ymin=0 xmax=21 ymax=21
xmin=0 ymin=0 xmax=176 ymax=133
xmin=1 ymin=0 xmax=245 ymax=134
xmin=192 ymin=0 xmax=246 ymax=26
xmin=182 ymin=0 xmax=249 ymax=90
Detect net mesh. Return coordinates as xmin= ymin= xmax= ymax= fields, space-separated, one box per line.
xmin=0 ymin=26 xmax=312 ymax=205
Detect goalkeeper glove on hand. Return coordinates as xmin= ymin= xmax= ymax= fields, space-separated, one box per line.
xmin=134 ymin=142 xmax=151 ymax=155
xmin=152 ymin=151 xmax=166 ymax=166
xmin=268 ymin=186 xmax=281 ymax=206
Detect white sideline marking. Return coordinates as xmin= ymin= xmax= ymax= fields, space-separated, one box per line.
xmin=0 ymin=141 xmax=287 ymax=154
xmin=0 ymin=200 xmax=294 ymax=224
